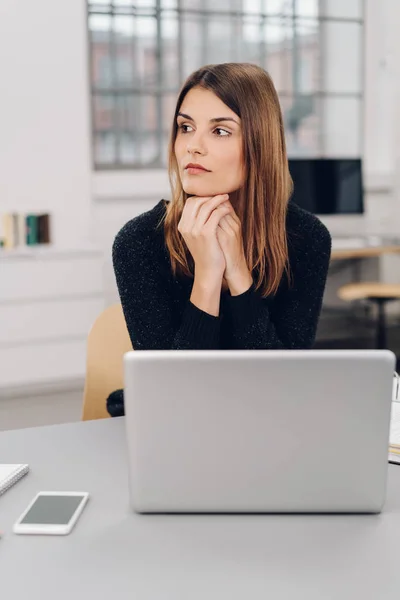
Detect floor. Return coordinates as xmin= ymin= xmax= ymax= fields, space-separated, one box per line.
xmin=1 ymin=306 xmax=399 ymax=432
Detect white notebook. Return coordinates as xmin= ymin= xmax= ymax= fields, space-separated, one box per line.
xmin=389 ymin=402 xmax=400 ymax=464
xmin=390 ymin=402 xmax=400 ymax=445
xmin=0 ymin=464 xmax=29 ymax=496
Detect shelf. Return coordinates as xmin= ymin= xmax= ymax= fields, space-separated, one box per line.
xmin=0 ymin=244 xmax=102 ymax=260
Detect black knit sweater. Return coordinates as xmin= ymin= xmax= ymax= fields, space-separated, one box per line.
xmin=108 ymin=199 xmax=331 ymax=417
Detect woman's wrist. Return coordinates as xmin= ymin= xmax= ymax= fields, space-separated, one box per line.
xmin=194 ymin=266 xmax=224 ymax=288
xmin=191 ymin=270 xmax=223 ymax=317
xmin=225 ymin=266 xmax=253 ymax=296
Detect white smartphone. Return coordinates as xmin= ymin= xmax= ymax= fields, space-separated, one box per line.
xmin=13 ymin=491 xmax=89 ymax=535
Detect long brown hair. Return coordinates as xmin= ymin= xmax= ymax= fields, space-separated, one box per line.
xmin=163 ymin=62 xmax=293 ymax=297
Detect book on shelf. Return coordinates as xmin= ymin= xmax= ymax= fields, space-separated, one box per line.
xmin=11 ymin=213 xmax=19 ymax=246
xmin=1 ymin=213 xmax=14 ymax=248
xmin=37 ymin=213 xmax=51 ymax=244
xmin=0 ymin=212 xmax=51 ymax=248
xmin=26 ymin=214 xmax=38 ymax=245
xmin=17 ymin=213 xmax=25 ymax=247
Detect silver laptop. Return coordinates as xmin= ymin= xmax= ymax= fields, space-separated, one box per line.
xmin=123 ymin=349 xmax=395 ymax=514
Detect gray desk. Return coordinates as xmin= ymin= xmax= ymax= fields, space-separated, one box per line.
xmin=1 ymin=418 xmax=400 ymax=600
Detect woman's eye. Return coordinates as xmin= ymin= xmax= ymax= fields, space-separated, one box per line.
xmin=214 ymin=128 xmax=230 ymax=137
xmin=178 ymin=124 xmax=193 ymax=133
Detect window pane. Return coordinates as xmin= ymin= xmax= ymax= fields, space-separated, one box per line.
xmin=207 ymin=17 xmax=234 ymax=63
xmin=241 ymin=15 xmax=263 ymax=63
xmin=181 ymin=17 xmax=206 ymax=79
xmin=181 ymin=0 xmax=203 ymax=8
xmin=264 ymin=18 xmax=319 ymax=95
xmin=161 ymin=132 xmax=171 ymax=166
xmin=205 ymin=0 xmax=232 ymax=12
xmin=320 ymin=0 xmax=363 ymax=20
xmin=282 ymin=94 xmax=320 ymax=156
xmin=140 ymin=133 xmax=159 ymax=165
xmin=139 ymin=95 xmax=160 ymax=166
xmin=163 ymin=93 xmax=177 ymax=131
xmin=88 ymin=0 xmax=364 ymax=169
xmin=90 ymin=15 xmax=112 ymax=89
xmin=114 ymin=16 xmax=135 ymax=88
xmin=243 ymin=0 xmax=262 ymax=13
xmin=322 ymin=22 xmax=362 ymax=94
xmin=263 ymin=0 xmax=293 ymax=17
xmin=293 ymin=19 xmax=319 ymax=95
xmin=88 ymin=0 xmax=110 ymax=6
xmin=133 ymin=17 xmax=158 ymax=90
xmin=94 ymin=132 xmax=117 ymax=165
xmin=161 ymin=17 xmax=180 ymax=90
xmin=294 ymin=0 xmax=318 ymax=18
xmin=115 ymin=94 xmax=130 ymax=134
xmin=321 ymin=97 xmax=360 ymax=156
xmin=115 ymin=0 xmax=155 ymax=6
xmin=140 ymin=94 xmax=158 ymax=132
xmin=264 ymin=18 xmax=288 ymax=93
xmin=119 ymin=133 xmax=135 ymax=164
xmin=120 ymin=94 xmax=136 ymax=131
xmin=93 ymin=94 xmax=114 ymax=131
xmin=111 ymin=94 xmax=160 ymax=166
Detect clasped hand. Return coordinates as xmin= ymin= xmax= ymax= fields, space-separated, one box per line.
xmin=178 ymin=194 xmax=252 ymax=293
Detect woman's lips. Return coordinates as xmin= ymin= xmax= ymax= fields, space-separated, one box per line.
xmin=185 ymin=166 xmax=210 ymax=175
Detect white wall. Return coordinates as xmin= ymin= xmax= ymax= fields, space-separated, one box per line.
xmin=0 ymin=1 xmax=102 ymax=395
xmin=364 ymin=0 xmax=400 ymax=182
xmin=0 ymin=0 xmax=92 ymax=246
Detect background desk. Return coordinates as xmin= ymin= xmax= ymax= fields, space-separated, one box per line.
xmin=331 ymin=244 xmax=400 ymax=261
xmin=1 ymin=418 xmax=400 ymax=600
xmin=327 ymin=242 xmax=400 ymax=311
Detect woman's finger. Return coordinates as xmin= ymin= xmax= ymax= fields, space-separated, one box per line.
xmin=218 ymin=214 xmax=235 ymax=235
xmin=227 ymin=206 xmax=241 ymax=225
xmin=195 ymin=194 xmax=230 ymax=229
xmin=219 ymin=213 xmax=238 ymax=233
xmin=181 ymin=196 xmax=212 ymax=227
xmin=203 ymin=203 xmax=232 ymax=235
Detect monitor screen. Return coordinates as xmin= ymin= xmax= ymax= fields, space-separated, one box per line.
xmin=288 ymin=158 xmax=364 ymax=215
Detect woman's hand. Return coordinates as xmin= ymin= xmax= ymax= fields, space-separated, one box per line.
xmin=178 ymin=194 xmax=232 ymax=284
xmin=217 ymin=200 xmax=253 ymax=296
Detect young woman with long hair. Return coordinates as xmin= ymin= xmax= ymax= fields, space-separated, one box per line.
xmin=108 ymin=63 xmax=331 ymax=416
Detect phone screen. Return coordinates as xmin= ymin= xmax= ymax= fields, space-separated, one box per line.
xmin=20 ymin=495 xmax=85 ymax=525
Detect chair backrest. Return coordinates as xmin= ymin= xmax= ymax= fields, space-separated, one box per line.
xmin=82 ymin=303 xmax=132 ymax=421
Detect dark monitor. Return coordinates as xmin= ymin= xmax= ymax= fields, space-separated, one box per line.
xmin=288 ymin=158 xmax=364 ymax=215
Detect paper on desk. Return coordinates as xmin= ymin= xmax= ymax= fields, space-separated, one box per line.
xmin=388 ymin=451 xmax=400 ymax=464
xmin=389 ymin=401 xmax=400 ymax=464
xmin=394 ymin=376 xmax=399 ymax=402
xmin=390 ymin=402 xmax=400 ymax=448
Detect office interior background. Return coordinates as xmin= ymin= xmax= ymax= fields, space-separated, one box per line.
xmin=1 ymin=0 xmax=400 ymax=429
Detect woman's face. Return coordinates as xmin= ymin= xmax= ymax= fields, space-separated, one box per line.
xmin=174 ymin=87 xmax=245 ymax=198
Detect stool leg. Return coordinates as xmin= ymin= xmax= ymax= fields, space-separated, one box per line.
xmin=376 ymin=299 xmax=387 ymax=349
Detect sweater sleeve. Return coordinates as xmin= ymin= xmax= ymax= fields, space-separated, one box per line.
xmin=224 ymin=220 xmax=331 ymax=350
xmin=112 ymin=219 xmax=220 ymax=351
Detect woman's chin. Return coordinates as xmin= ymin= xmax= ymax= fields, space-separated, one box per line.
xmin=182 ymin=183 xmax=222 ymax=198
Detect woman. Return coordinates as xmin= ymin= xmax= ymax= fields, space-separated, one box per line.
xmin=108 ymin=62 xmax=331 ymax=417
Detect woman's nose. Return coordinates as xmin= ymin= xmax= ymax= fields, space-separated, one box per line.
xmin=187 ymin=132 xmax=207 ymax=155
